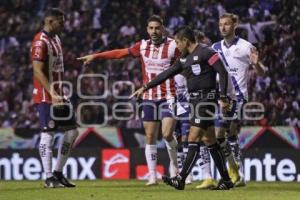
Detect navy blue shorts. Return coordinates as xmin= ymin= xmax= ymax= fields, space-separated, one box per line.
xmin=36 ymin=102 xmax=77 ymax=132
xmin=141 ymin=99 xmax=175 ymax=121
xmin=175 ymin=111 xmax=190 ymax=136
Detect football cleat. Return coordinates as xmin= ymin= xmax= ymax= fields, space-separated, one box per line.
xmin=44 ymin=176 xmax=64 ymax=188
xmin=211 ymin=179 xmax=234 ymax=190
xmin=195 ymin=178 xmax=217 ymax=189
xmin=162 ymin=175 xmax=185 ymax=190
xmin=53 ymin=171 xmax=76 ymax=188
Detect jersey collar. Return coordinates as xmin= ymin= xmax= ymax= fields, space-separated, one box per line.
xmin=223 ymin=36 xmax=239 ymax=48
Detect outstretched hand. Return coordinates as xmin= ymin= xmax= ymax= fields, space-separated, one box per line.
xmin=77 ymin=54 xmax=95 ymax=65
xmin=130 ymin=87 xmax=146 ymax=99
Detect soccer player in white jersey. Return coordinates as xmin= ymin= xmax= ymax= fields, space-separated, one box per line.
xmin=77 ymin=15 xmax=179 ymax=185
xmin=197 ymin=13 xmax=265 ymax=188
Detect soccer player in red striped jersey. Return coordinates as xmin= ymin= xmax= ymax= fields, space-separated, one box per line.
xmin=78 ymin=15 xmax=179 ymax=185
xmin=31 ymin=8 xmax=78 ymax=188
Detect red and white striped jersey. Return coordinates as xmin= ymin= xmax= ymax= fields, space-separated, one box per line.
xmin=129 ymin=37 xmax=180 ymax=100
xmin=31 ymin=31 xmax=64 ymax=104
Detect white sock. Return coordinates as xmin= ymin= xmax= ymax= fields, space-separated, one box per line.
xmin=145 ymin=144 xmax=157 ymax=178
xmin=55 ymin=129 xmax=78 ymax=172
xmin=199 ymin=145 xmax=212 ymax=180
xmin=164 ymin=136 xmax=178 ymax=171
xmin=39 ymin=132 xmax=54 ymax=178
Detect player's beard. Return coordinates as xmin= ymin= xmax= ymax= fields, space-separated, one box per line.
xmin=151 ymin=35 xmax=162 ymax=45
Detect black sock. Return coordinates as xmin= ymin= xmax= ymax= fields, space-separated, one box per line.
xmin=179 ymin=142 xmax=199 ymax=180
xmin=208 ymin=143 xmax=230 ymax=181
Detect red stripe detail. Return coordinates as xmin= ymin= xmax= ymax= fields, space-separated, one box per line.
xmin=144 ymin=41 xmax=151 ymax=58
xmin=161 ymin=41 xmax=170 ymax=59
xmin=160 ymin=81 xmax=166 ymax=99
xmin=150 ymin=73 xmax=157 ymax=99
xmin=208 ymin=53 xmax=219 ymax=66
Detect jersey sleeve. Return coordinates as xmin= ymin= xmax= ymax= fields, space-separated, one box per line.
xmin=206 ymin=48 xmax=220 ymax=66
xmin=31 ymin=40 xmax=47 ymax=62
xmin=128 ymin=42 xmax=141 ymax=57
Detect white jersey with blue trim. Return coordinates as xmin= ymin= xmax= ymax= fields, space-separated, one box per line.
xmin=174 ymin=74 xmax=189 ymax=115
xmin=212 ymin=37 xmax=254 ymax=101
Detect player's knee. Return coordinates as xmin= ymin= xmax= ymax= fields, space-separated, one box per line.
xmin=146 ymin=134 xmax=156 ymax=144
xmin=202 ymin=133 xmax=216 ymax=146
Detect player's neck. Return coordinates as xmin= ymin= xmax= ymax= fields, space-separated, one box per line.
xmin=152 ymin=37 xmax=164 ymax=46
xmin=43 ymin=26 xmax=55 ymax=37
xmin=224 ymin=34 xmax=236 ymax=46
xmin=187 ymin=43 xmax=198 ymax=54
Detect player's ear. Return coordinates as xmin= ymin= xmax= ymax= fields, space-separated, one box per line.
xmin=233 ymin=22 xmax=238 ymax=29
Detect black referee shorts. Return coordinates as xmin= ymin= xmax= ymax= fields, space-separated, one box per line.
xmin=189 ymin=90 xmax=217 ymax=130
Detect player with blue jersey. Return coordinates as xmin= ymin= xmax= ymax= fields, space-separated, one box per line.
xmin=197 ymin=13 xmax=265 ymax=188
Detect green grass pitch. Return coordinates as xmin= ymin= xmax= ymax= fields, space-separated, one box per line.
xmin=1 ymin=180 xmax=299 ymax=200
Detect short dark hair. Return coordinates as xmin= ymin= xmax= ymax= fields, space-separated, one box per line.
xmin=44 ymin=8 xmax=65 ymax=18
xmin=219 ymin=13 xmax=239 ymax=24
xmin=174 ymin=26 xmax=196 ymax=43
xmin=147 ymin=15 xmax=163 ymax=25
xmin=194 ymin=30 xmax=205 ymax=42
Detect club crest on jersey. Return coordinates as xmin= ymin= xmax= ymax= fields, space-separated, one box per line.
xmin=191 ymin=64 xmax=201 ymax=75
xmin=193 ymin=56 xmax=198 ymax=61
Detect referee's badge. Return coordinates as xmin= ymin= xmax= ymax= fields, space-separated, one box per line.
xmin=195 ymin=119 xmax=201 ymax=124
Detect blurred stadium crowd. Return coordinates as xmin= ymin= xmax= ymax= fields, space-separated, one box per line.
xmin=0 ymin=0 xmax=299 ymax=129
